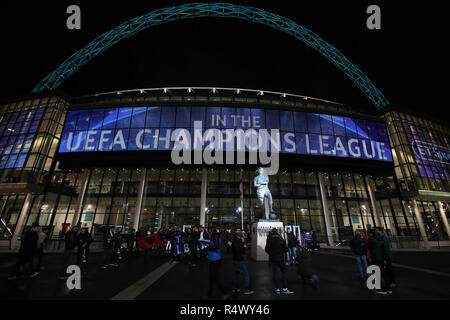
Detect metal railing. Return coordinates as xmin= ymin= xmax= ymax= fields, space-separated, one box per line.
xmin=387 ymin=236 xmax=423 ymax=249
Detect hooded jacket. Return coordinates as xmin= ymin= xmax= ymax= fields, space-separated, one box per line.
xmin=367 ymin=234 xmax=385 ymax=263
xmin=287 ymin=232 xmax=298 ymax=248
xmin=231 ymin=236 xmax=246 ymax=261
xmin=265 ymin=234 xmax=288 ymax=262
xmin=380 ymin=234 xmax=392 ymax=259
xmin=65 ymin=230 xmax=78 ymax=250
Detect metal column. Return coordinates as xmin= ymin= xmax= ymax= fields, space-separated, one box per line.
xmin=413 ymin=200 xmax=430 ymax=249
xmin=365 ymin=175 xmax=383 ymax=227
xmin=318 ymin=173 xmax=335 ymax=246
xmin=200 ymin=168 xmax=208 ymax=227
xmin=133 ymin=168 xmax=147 ymax=231
xmin=438 ymin=201 xmax=450 ymax=240
xmin=71 ymin=169 xmax=91 ymax=227
xmin=11 ymin=193 xmax=33 ymax=250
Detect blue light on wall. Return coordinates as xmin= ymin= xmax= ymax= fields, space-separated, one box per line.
xmin=0 ymin=108 xmax=44 ymax=169
xmin=403 ymin=122 xmax=450 ymax=180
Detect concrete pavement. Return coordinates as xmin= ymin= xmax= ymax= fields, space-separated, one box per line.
xmin=1 ymin=249 xmax=449 ymax=300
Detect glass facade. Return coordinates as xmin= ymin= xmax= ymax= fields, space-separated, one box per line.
xmin=0 ymin=108 xmax=44 ymax=169
xmin=1 ymin=166 xmax=411 ymax=244
xmin=0 ymin=97 xmax=67 ymax=184
xmin=384 ymin=110 xmax=450 ymax=193
xmin=0 ymin=93 xmax=448 ymax=248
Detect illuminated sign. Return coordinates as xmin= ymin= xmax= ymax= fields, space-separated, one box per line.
xmin=59 ymin=106 xmax=392 ymax=162
xmin=404 ymin=122 xmax=450 ymax=180
xmin=0 ymin=108 xmax=44 ymax=169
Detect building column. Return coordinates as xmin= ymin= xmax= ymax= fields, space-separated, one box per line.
xmin=413 ymin=200 xmax=430 ymax=249
xmin=318 ymin=173 xmax=335 ymax=246
xmin=438 ymin=201 xmax=450 ymax=239
xmin=200 ymin=169 xmax=208 ymax=227
xmin=365 ymin=175 xmax=382 ymax=228
xmin=71 ymin=169 xmax=91 ymax=227
xmin=11 ymin=193 xmax=33 ymax=250
xmin=133 ymin=168 xmax=147 ymax=231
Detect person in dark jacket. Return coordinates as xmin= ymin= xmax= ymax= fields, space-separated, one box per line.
xmin=231 ymin=230 xmax=254 ymax=295
xmin=377 ymin=227 xmax=397 ymax=289
xmin=126 ymin=229 xmax=136 ymax=257
xmin=76 ymin=227 xmax=92 ymax=272
xmin=304 ymin=231 xmax=313 ymax=250
xmin=286 ymin=227 xmax=298 ymax=265
xmin=198 ymin=226 xmax=209 ymax=260
xmin=35 ymin=227 xmax=47 ymax=271
xmin=102 ymin=226 xmax=117 ymax=268
xmin=295 ymin=246 xmax=319 ymax=287
xmin=58 ymin=225 xmax=79 ymax=279
xmin=349 ymin=230 xmax=369 ymax=280
xmin=8 ymin=223 xmax=40 ymax=280
xmin=113 ymin=228 xmax=124 ymax=261
xmin=265 ymin=228 xmax=294 ymax=295
xmin=207 ymin=228 xmax=228 ymax=299
xmin=367 ymin=229 xmax=391 ymax=294
xmin=188 ymin=227 xmax=199 ymax=266
xmin=363 ymin=234 xmax=372 ymax=264
xmin=225 ymin=228 xmax=233 ymax=254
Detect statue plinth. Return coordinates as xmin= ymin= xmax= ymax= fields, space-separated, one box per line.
xmin=250 ymin=220 xmax=284 ymax=261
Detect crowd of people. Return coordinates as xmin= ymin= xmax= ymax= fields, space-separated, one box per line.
xmin=349 ymin=226 xmax=397 ymax=295
xmin=6 ymin=222 xmax=397 ymax=297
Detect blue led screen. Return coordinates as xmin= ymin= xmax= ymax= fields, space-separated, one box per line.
xmin=403 ymin=122 xmax=450 ymax=180
xmin=0 ymin=108 xmax=44 ymax=169
xmin=59 ymin=106 xmax=392 ymax=162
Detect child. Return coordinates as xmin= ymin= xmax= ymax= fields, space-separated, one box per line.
xmin=295 ymin=246 xmax=320 ymax=288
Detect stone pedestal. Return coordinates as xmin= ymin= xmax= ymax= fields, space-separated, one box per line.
xmin=250 ymin=220 xmax=284 ymax=261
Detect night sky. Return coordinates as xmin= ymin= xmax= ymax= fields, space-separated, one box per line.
xmin=0 ymin=1 xmax=447 ymax=114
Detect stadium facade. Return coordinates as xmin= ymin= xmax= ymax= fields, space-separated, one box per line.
xmin=0 ymin=87 xmax=448 ymax=249
xmin=0 ymin=3 xmax=448 ymax=250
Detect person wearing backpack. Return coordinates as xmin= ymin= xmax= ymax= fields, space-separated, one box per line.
xmin=265 ymin=228 xmax=294 ymax=295
xmin=349 ymin=230 xmax=369 ymax=281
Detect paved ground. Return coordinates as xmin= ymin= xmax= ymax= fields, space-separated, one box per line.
xmin=0 ymin=249 xmax=449 ymax=300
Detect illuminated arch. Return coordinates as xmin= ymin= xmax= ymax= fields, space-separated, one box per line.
xmin=33 ymin=2 xmax=389 ymax=109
